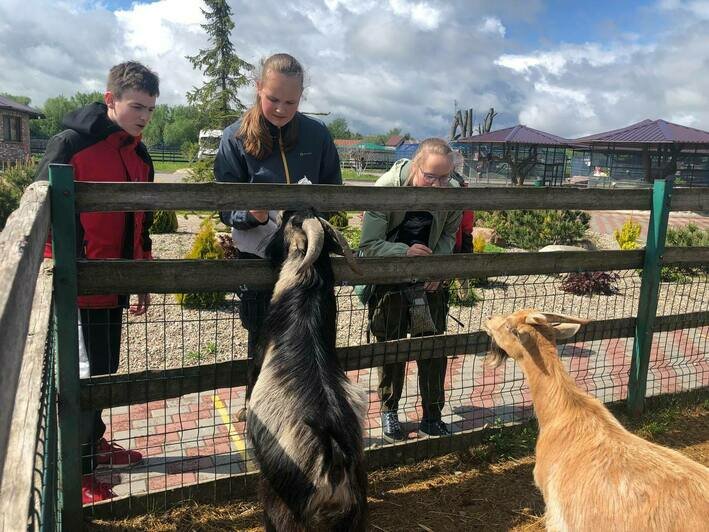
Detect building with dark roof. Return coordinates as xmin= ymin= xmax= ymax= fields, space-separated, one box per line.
xmin=570 ymin=119 xmax=709 ymax=187
xmin=458 ymin=125 xmax=572 ymax=186
xmin=0 ymin=95 xmax=43 ymax=163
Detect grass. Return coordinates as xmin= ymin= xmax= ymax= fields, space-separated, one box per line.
xmin=483 ymin=242 xmax=506 ymax=253
xmin=154 ymin=161 xmax=189 ymax=173
xmin=185 ymin=341 xmax=218 ymax=363
xmin=341 ymin=168 xmax=380 ymax=182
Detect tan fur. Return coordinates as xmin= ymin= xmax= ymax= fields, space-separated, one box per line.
xmin=485 ymin=309 xmax=709 ymax=532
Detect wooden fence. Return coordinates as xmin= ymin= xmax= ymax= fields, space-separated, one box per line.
xmin=0 ymin=165 xmax=707 ymax=529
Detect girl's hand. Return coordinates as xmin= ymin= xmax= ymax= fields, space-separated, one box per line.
xmin=406 ymin=243 xmax=433 ymax=257
xmin=249 ymin=210 xmax=269 ymax=223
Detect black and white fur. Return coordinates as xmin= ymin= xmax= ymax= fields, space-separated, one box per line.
xmin=247 ymin=210 xmax=367 ymax=531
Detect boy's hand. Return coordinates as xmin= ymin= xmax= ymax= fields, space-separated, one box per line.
xmin=130 ymin=293 xmax=150 ymax=316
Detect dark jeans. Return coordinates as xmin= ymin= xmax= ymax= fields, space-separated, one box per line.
xmin=235 ymin=252 xmax=273 ymax=397
xmin=368 ymin=286 xmax=449 ymax=422
xmin=80 ymin=307 xmax=123 ymax=474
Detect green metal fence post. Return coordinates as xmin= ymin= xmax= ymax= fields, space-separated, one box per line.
xmin=627 ymin=178 xmax=673 ymax=416
xmin=49 ymin=164 xmax=83 ymax=529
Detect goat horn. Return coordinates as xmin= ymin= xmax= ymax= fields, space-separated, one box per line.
xmin=525 ymin=312 xmax=590 ymax=325
xmin=299 ymin=218 xmax=324 ymax=273
xmin=321 ymin=218 xmax=363 ymax=275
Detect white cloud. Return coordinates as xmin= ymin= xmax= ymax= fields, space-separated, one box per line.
xmin=389 ymin=0 xmax=442 ymax=30
xmin=657 ymin=0 xmax=709 ymax=19
xmin=1 ymin=0 xmax=708 ymax=139
xmin=480 ymin=16 xmax=506 ymax=37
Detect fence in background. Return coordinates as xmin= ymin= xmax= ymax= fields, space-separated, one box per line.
xmin=0 ymin=171 xmax=707 ymax=529
xmin=147 ymin=145 xmax=190 ymax=163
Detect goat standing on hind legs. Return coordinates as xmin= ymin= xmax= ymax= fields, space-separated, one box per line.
xmin=247 ymin=210 xmax=368 ymax=532
xmin=484 ymin=309 xmax=709 ymax=532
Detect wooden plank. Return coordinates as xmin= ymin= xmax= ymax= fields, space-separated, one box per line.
xmin=671 ymin=187 xmax=709 ymax=212
xmin=81 ymin=317 xmax=637 ymax=410
xmin=77 ymin=250 xmax=647 ymax=294
xmin=653 ymin=311 xmax=709 ymax=332
xmin=0 ymin=261 xmax=53 ymax=532
xmin=0 ymin=181 xmax=50 ymax=487
xmin=662 ymin=246 xmax=709 ymax=266
xmin=74 ymin=182 xmax=658 ymax=212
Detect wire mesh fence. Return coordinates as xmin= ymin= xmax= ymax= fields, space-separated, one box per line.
xmin=79 ymin=269 xmax=707 ymax=517
xmin=29 ymin=313 xmax=59 ymax=530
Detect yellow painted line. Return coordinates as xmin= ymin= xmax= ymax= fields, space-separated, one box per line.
xmin=212 ymin=394 xmax=247 ymax=456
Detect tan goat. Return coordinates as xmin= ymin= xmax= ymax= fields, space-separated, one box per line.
xmin=484 ymin=309 xmax=709 ymax=532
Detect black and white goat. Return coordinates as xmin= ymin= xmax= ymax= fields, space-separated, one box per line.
xmin=247 ymin=210 xmax=368 ymax=531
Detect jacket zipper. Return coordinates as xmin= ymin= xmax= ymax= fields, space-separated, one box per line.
xmin=278 ymin=129 xmax=291 ymax=184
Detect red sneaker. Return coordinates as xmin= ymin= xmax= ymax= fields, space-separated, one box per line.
xmin=95 ymin=438 xmax=143 ymax=467
xmin=81 ymin=475 xmax=115 ymax=505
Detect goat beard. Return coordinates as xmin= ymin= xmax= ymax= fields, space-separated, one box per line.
xmin=484 ymin=338 xmax=509 ymax=369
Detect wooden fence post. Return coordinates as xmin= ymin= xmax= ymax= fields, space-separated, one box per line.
xmin=627 ymin=178 xmax=673 ymax=416
xmin=49 ymin=164 xmax=83 ymax=529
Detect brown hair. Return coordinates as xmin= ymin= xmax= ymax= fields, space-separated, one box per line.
xmin=407 ymin=138 xmax=453 ymax=185
xmin=107 ymin=61 xmax=160 ymax=98
xmin=238 ymin=53 xmax=304 ymax=160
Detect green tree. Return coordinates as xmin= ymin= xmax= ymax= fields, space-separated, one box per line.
xmin=327 ymin=117 xmax=354 ymax=139
xmin=32 ymin=95 xmax=73 ymax=138
xmin=30 ymin=91 xmax=103 ymax=138
xmin=0 ymin=93 xmax=32 ymax=106
xmin=141 ymin=104 xmax=171 ymax=146
xmin=186 ymin=0 xmax=253 ymax=128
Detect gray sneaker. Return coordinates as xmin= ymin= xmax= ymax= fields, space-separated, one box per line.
xmin=381 ymin=412 xmax=406 ymax=443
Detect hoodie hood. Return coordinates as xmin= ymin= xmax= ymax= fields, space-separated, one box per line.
xmin=62 ymin=102 xmax=123 ymax=140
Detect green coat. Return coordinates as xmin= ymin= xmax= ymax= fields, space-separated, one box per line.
xmin=359 ymin=159 xmax=463 ymax=258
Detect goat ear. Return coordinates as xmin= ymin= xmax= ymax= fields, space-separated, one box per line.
xmin=551 ymin=322 xmax=582 ymax=339
xmin=525 ymin=312 xmax=548 ymax=325
xmin=540 ymin=312 xmax=590 ymax=325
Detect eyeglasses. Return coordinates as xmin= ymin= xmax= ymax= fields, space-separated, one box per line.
xmin=419 ymin=169 xmax=451 ymax=185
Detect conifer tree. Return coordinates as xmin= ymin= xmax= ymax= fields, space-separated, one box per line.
xmin=186 ymin=0 xmax=253 ymax=128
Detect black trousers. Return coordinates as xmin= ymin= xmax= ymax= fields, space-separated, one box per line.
xmin=368 ymin=286 xmax=449 ymax=422
xmin=80 ymin=307 xmax=123 ymax=474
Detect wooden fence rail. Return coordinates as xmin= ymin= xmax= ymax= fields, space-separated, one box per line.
xmin=0 ymin=182 xmax=51 ymax=527
xmin=75 ymin=248 xmax=708 ymax=294
xmin=74 ymin=182 xmax=709 ymax=213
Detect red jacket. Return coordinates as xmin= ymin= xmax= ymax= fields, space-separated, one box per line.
xmin=455 ymin=210 xmax=474 ymax=253
xmin=37 ymin=103 xmax=153 ymax=308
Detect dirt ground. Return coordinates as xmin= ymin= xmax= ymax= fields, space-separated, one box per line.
xmin=89 ymin=391 xmax=708 ymax=532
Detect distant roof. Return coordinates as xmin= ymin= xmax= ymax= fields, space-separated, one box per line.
xmin=573 ymin=119 xmax=709 ymax=145
xmin=353 ymin=142 xmax=394 ymax=152
xmin=334 ymin=138 xmax=360 ymax=147
xmin=458 ymin=125 xmax=569 ymax=146
xmin=0 ymin=95 xmax=43 ymax=118
xmin=385 ymin=135 xmax=404 ymax=147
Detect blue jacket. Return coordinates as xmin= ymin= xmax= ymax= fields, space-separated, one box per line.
xmin=215 ymin=112 xmax=341 ymax=229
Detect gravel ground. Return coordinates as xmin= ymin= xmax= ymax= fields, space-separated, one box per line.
xmin=117 ymin=215 xmax=705 ymax=374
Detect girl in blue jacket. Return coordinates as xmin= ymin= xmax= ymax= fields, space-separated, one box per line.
xmin=214 ymin=53 xmax=342 ymax=417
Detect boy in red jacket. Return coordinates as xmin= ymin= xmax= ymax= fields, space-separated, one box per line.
xmin=36 ymin=61 xmax=159 ymax=504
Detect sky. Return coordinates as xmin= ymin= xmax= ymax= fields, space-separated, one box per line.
xmin=1 ymin=0 xmax=708 ymax=139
